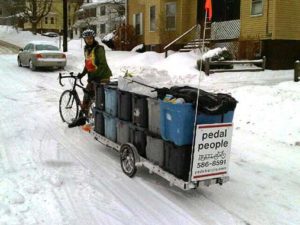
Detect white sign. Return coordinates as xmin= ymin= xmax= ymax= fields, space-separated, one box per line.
xmin=191 ymin=123 xmax=233 ymax=181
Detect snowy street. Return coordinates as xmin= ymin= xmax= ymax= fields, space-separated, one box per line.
xmin=0 ymin=36 xmax=300 ymax=224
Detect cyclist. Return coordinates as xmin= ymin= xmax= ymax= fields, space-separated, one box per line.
xmin=69 ymin=29 xmax=112 ymax=128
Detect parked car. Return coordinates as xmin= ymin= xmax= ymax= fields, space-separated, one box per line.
xmin=17 ymin=41 xmax=66 ymax=70
xmin=41 ymin=32 xmax=59 ymax=37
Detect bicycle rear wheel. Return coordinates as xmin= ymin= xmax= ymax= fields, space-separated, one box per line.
xmin=59 ymin=90 xmax=79 ymax=124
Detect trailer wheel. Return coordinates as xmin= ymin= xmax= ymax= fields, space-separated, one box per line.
xmin=120 ymin=144 xmax=137 ymax=177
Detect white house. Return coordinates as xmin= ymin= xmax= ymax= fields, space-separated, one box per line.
xmin=73 ymin=0 xmax=125 ymax=39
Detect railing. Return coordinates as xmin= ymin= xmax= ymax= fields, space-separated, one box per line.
xmin=164 ymin=24 xmax=200 ymax=58
xmin=203 ymin=56 xmax=267 ymax=75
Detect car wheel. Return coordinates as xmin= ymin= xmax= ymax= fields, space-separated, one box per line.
xmin=29 ymin=60 xmax=36 ymax=71
xmin=17 ymin=57 xmax=22 ymax=67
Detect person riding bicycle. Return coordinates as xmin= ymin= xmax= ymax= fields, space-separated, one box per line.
xmin=69 ymin=29 xmax=112 ymax=128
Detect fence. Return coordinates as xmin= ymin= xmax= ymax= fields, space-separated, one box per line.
xmin=203 ymin=56 xmax=266 ymax=75
xmin=210 ymin=20 xmax=240 ymax=58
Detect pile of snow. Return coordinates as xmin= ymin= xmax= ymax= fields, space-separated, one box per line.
xmin=102 ymin=32 xmax=115 ymax=41
xmin=0 ymin=25 xmax=57 ymax=48
xmin=131 ymin=44 xmax=144 ymax=52
xmin=202 ymin=47 xmax=227 ymax=60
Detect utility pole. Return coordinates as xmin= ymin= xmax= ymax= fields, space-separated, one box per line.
xmin=63 ymin=0 xmax=68 ymax=52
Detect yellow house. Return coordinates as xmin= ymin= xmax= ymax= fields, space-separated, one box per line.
xmin=128 ymin=0 xmax=300 ymax=69
xmin=128 ymin=0 xmax=199 ymax=51
xmin=240 ymin=0 xmax=300 ymax=69
xmin=23 ymin=0 xmax=80 ymax=35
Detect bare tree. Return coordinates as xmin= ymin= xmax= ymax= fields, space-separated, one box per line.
xmin=12 ymin=0 xmax=53 ymax=34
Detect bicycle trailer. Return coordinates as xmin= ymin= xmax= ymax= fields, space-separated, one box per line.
xmin=89 ymin=82 xmax=237 ymax=191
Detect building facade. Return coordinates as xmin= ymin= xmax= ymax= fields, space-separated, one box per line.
xmin=73 ymin=1 xmax=124 ymax=39
xmin=240 ymin=0 xmax=300 ymax=69
xmin=127 ymin=0 xmax=240 ymax=51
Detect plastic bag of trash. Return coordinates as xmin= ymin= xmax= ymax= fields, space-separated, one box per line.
xmin=157 ymin=86 xmax=237 ymax=115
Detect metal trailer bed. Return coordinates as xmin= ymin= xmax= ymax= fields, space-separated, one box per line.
xmin=91 ymin=129 xmax=231 ymax=191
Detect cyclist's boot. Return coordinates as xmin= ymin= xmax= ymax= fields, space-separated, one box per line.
xmin=82 ymin=123 xmax=92 ymax=132
xmin=68 ymin=117 xmax=86 ymax=128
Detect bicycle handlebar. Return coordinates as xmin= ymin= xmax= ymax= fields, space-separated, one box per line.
xmin=58 ymin=72 xmax=83 ymax=87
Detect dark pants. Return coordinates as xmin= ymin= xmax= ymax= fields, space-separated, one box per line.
xmin=81 ymin=78 xmax=109 ymax=116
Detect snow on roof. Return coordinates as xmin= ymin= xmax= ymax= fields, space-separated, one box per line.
xmin=82 ymin=0 xmax=124 ymax=8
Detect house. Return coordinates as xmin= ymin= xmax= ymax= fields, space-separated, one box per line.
xmin=128 ymin=0 xmax=300 ymax=69
xmin=127 ymin=0 xmax=240 ymax=52
xmin=73 ymin=0 xmax=125 ymax=39
xmin=23 ymin=0 xmax=80 ymax=36
xmin=240 ymin=0 xmax=300 ymax=69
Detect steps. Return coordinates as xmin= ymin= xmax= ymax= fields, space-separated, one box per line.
xmin=179 ymin=16 xmax=212 ymax=53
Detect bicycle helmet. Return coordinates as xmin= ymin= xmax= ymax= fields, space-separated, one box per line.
xmin=82 ymin=29 xmax=96 ymax=38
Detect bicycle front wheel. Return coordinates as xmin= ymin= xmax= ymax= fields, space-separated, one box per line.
xmin=59 ymin=90 xmax=79 ymax=124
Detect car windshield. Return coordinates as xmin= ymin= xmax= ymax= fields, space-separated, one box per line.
xmin=35 ymin=44 xmax=59 ymax=51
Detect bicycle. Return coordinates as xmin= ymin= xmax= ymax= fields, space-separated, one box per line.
xmin=58 ymin=72 xmax=95 ymax=125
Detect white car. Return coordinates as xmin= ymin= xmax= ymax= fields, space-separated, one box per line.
xmin=17 ymin=41 xmax=67 ymax=70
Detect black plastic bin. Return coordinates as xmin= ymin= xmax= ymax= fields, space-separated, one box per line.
xmin=130 ymin=125 xmax=147 ymax=158
xmin=132 ymin=93 xmax=148 ymax=128
xmin=95 ymin=83 xmax=105 ymax=110
xmin=164 ymin=141 xmax=192 ymax=181
xmin=94 ymin=108 xmax=105 ymax=135
xmin=118 ymin=90 xmax=132 ymax=121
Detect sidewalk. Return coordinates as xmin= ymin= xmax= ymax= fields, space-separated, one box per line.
xmin=0 ymin=39 xmax=20 ymax=53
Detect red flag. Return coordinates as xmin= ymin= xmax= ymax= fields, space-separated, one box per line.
xmin=205 ymin=0 xmax=213 ymax=21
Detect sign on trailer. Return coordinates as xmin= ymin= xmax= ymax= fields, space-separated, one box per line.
xmin=191 ymin=123 xmax=233 ymax=181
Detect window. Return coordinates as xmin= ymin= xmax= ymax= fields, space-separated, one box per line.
xmin=166 ymin=3 xmax=176 ymax=30
xmin=100 ymin=6 xmax=106 ymax=16
xmin=251 ymin=0 xmax=263 ymax=15
xmin=133 ymin=13 xmax=143 ymax=35
xmin=100 ymin=24 xmax=106 ymax=34
xmin=89 ymin=8 xmax=96 ymax=17
xmin=51 ymin=17 xmax=55 ymax=24
xmin=24 ymin=44 xmax=31 ymax=51
xmin=28 ymin=44 xmax=34 ymax=52
xmin=150 ymin=6 xmax=156 ymax=31
xmin=45 ymin=17 xmax=48 ymax=24
xmin=36 ymin=44 xmax=59 ymax=51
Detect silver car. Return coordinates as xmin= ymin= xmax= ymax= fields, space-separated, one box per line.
xmin=17 ymin=41 xmax=67 ymax=70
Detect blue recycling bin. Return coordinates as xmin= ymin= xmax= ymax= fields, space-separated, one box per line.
xmin=104 ymin=85 xmax=118 ymax=116
xmin=160 ymin=101 xmax=234 ymax=146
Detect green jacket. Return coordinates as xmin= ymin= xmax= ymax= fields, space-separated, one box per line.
xmin=82 ymin=42 xmax=112 ymax=82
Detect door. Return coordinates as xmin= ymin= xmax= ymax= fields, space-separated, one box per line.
xmin=197 ymin=0 xmax=205 ymax=24
xmin=19 ymin=44 xmax=30 ymax=66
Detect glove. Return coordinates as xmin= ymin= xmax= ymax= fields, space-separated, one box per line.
xmin=77 ymin=72 xmax=84 ymax=79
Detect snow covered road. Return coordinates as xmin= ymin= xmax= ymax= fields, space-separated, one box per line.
xmin=0 ymin=53 xmax=299 ymax=225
